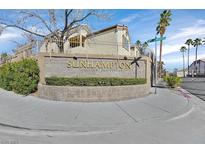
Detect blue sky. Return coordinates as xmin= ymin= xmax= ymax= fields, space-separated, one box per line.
xmin=1 ymin=9 xmax=205 ymax=71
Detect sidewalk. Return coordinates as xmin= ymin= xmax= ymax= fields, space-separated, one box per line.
xmin=0 ymin=86 xmax=191 ymax=132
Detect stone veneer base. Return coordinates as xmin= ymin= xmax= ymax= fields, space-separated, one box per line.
xmin=38 ymin=84 xmax=150 ymax=102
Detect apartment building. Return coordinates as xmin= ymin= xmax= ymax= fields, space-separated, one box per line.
xmin=40 ymin=24 xmax=139 ymax=57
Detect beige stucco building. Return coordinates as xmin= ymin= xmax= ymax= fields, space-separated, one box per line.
xmin=1 ymin=24 xmax=152 ymax=65
xmin=40 ymin=25 xmax=139 ymax=57
xmin=2 ymin=42 xmax=37 ymax=64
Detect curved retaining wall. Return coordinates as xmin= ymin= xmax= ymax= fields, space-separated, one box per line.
xmin=38 ymin=84 xmax=150 ymax=102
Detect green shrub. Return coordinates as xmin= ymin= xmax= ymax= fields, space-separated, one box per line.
xmin=45 ymin=77 xmax=146 ymax=86
xmin=166 ymin=76 xmax=181 ymax=88
xmin=0 ymin=63 xmax=15 ymax=91
xmin=163 ymin=75 xmax=169 ymax=82
xmin=0 ymin=59 xmax=39 ymax=95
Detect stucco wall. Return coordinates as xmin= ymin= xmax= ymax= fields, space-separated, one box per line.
xmin=37 ymin=53 xmax=151 ymax=84
xmin=38 ymin=84 xmax=150 ymax=102
xmin=37 ymin=53 xmax=151 ymax=102
xmin=44 ymin=57 xmax=145 ymax=78
xmin=39 ymin=27 xmax=133 ymax=57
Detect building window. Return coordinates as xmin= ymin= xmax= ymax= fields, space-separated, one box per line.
xmin=69 ymin=36 xmax=80 ymax=48
xmin=122 ymin=35 xmax=129 ymax=51
xmin=69 ymin=35 xmax=86 ymax=48
xmin=82 ymin=36 xmax=86 ymax=47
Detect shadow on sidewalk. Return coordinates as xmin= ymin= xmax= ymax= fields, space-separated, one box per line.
xmin=152 ymin=85 xmax=167 ymax=89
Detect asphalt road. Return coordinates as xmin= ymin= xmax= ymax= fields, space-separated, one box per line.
xmin=181 ymin=78 xmax=205 ymax=101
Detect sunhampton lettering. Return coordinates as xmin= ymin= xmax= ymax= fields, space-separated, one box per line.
xmin=67 ymin=60 xmax=131 ymax=70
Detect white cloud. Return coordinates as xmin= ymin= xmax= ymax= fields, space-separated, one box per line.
xmin=0 ymin=28 xmax=22 ymax=42
xmin=169 ymin=19 xmax=205 ymax=41
xmin=161 ymin=43 xmax=184 ymax=55
xmin=120 ymin=13 xmax=141 ymax=23
xmin=165 ymin=53 xmax=205 ymax=64
xmin=159 ymin=19 xmax=205 ymax=56
xmin=0 ymin=33 xmax=19 ymax=40
xmin=149 ymin=41 xmax=189 ymax=56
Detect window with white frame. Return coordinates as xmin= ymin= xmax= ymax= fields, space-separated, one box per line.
xmin=69 ymin=35 xmax=80 ymax=48
xmin=69 ymin=35 xmax=86 ymax=48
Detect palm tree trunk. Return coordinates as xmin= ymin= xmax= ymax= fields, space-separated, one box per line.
xmin=188 ymin=45 xmax=190 ymax=74
xmin=183 ymin=52 xmax=185 ymax=77
xmin=195 ymin=45 xmax=198 ymax=75
xmin=159 ymin=36 xmax=163 ymax=78
xmin=195 ymin=45 xmax=198 ymax=61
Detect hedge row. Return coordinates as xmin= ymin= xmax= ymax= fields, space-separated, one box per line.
xmin=45 ymin=77 xmax=146 ymax=86
xmin=0 ymin=59 xmax=39 ymax=95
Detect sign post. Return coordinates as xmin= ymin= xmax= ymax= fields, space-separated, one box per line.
xmin=147 ymin=36 xmax=166 ymax=94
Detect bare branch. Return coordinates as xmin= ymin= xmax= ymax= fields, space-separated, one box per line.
xmin=48 ymin=9 xmax=57 ymax=29
xmin=0 ymin=22 xmax=45 ymax=37
xmin=10 ymin=40 xmax=22 ymax=47
xmin=64 ymin=9 xmax=73 ymax=32
xmin=92 ymin=10 xmax=112 ymax=21
xmin=19 ymin=10 xmax=53 ymax=33
xmin=65 ymin=10 xmax=93 ymax=32
xmin=22 ymin=32 xmax=36 ymax=42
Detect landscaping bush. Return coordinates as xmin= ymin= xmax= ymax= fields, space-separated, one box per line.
xmin=45 ymin=77 xmax=146 ymax=86
xmin=0 ymin=59 xmax=39 ymax=95
xmin=163 ymin=75 xmax=169 ymax=82
xmin=166 ymin=76 xmax=181 ymax=88
xmin=0 ymin=63 xmax=15 ymax=91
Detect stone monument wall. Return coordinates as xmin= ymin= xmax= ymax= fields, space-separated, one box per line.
xmin=37 ymin=53 xmax=151 ymax=84
xmin=37 ymin=53 xmax=151 ymax=102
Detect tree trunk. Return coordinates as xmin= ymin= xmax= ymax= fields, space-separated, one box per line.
xmin=196 ymin=45 xmax=198 ymax=61
xmin=59 ymin=42 xmax=64 ymax=53
xmin=183 ymin=52 xmax=185 ymax=77
xmin=188 ymin=45 xmax=190 ymax=74
xmin=159 ymin=35 xmax=163 ymax=78
xmin=57 ymin=36 xmax=64 ymax=53
xmin=195 ymin=45 xmax=198 ymax=75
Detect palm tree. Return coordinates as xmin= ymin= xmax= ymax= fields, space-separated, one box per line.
xmin=156 ymin=10 xmax=172 ymax=77
xmin=143 ymin=41 xmax=148 ymax=49
xmin=192 ymin=38 xmax=202 ymax=75
xmin=157 ymin=61 xmax=165 ymax=77
xmin=202 ymin=38 xmax=205 ymax=45
xmin=185 ymin=39 xmax=193 ymax=74
xmin=135 ymin=40 xmax=149 ymax=55
xmin=136 ymin=40 xmax=141 ymax=46
xmin=142 ymin=41 xmax=148 ymax=55
xmin=192 ymin=38 xmax=202 ymax=61
xmin=135 ymin=40 xmax=142 ymax=55
xmin=180 ymin=46 xmax=187 ymax=77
